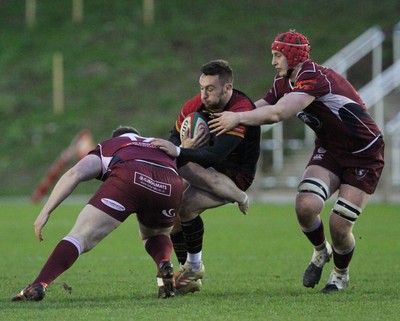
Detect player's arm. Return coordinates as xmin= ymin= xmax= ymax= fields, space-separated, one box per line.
xmin=209 ymin=93 xmax=315 ymax=135
xmin=254 ymin=98 xmax=269 ymax=108
xmin=34 ymin=154 xmax=101 ymax=241
xmin=153 ymin=134 xmax=241 ymax=165
xmin=178 ymin=134 xmax=240 ymax=164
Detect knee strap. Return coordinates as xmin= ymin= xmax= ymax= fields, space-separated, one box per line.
xmin=332 ymin=197 xmax=362 ymax=223
xmin=298 ymin=178 xmax=330 ymax=202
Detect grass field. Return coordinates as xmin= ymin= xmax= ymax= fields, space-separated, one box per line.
xmin=1 ymin=201 xmax=400 ymax=321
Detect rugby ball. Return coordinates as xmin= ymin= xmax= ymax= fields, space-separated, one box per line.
xmin=180 ymin=112 xmax=210 ymax=145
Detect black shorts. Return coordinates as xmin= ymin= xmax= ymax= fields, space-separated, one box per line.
xmin=212 ymin=165 xmax=254 ymax=191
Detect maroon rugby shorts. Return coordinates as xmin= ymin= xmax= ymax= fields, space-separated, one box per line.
xmin=307 ymin=139 xmax=384 ymax=194
xmin=88 ymin=160 xmax=184 ymax=228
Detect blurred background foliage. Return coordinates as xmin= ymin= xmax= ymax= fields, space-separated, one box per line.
xmin=0 ymin=0 xmax=399 ymax=196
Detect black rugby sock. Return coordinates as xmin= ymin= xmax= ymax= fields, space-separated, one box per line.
xmin=181 ymin=216 xmax=204 ymax=255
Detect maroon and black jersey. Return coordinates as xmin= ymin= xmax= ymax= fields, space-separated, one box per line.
xmin=87 ymin=133 xmax=183 ymax=225
xmin=89 ymin=133 xmax=178 ymax=181
xmin=169 ymin=89 xmax=261 ymax=181
xmin=264 ymin=61 xmax=382 ymax=156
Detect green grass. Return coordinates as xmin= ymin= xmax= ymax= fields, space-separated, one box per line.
xmin=1 ymin=202 xmax=399 ymax=321
xmin=1 ymin=0 xmax=400 ymax=195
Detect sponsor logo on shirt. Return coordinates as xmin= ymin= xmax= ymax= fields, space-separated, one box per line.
xmin=134 ymin=172 xmax=172 ymax=196
xmin=297 ymin=111 xmax=322 ymax=129
xmin=293 ymin=79 xmax=318 ymax=91
xmin=101 ymin=198 xmax=126 ymax=211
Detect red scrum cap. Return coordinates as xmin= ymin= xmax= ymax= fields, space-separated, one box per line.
xmin=271 ymin=30 xmax=311 ymax=70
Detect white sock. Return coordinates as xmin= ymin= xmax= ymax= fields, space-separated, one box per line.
xmin=187 ymin=252 xmax=202 ymax=271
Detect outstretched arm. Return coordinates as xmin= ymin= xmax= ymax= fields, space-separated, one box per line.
xmin=34 ymin=154 xmax=101 ymax=241
xmin=209 ymin=92 xmax=315 ymax=135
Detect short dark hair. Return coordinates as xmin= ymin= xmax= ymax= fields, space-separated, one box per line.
xmin=200 ymin=59 xmax=233 ymax=84
xmin=112 ymin=126 xmax=140 ymax=137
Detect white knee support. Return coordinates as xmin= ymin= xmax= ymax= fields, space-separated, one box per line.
xmin=298 ymin=178 xmax=330 ymax=202
xmin=332 ymin=197 xmax=362 ymax=224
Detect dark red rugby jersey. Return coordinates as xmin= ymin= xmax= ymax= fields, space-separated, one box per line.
xmin=263 ymin=61 xmax=382 ymax=154
xmin=89 ymin=133 xmax=178 ymax=180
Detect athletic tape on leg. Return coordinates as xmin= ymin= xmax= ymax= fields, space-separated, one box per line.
xmin=298 ymin=178 xmax=330 ymax=202
xmin=332 ymin=197 xmax=362 ymax=223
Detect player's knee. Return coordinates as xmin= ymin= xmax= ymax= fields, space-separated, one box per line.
xmin=296 ymin=178 xmax=329 ymax=217
xmin=332 ymin=197 xmax=362 ymax=224
xmin=297 ymin=177 xmax=330 ymax=203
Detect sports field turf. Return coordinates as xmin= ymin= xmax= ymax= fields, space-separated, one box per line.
xmin=1 ymin=201 xmax=399 ymax=321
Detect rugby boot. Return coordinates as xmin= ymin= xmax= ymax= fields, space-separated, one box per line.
xmin=303 ymin=242 xmax=333 ymax=288
xmin=175 ymin=279 xmax=202 ymax=296
xmin=174 ymin=262 xmax=205 ymax=295
xmin=11 ymin=282 xmax=47 ymax=301
xmin=320 ymin=269 xmax=349 ymax=293
xmin=157 ymin=260 xmax=175 ymax=299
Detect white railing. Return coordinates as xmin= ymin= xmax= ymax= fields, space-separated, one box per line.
xmin=386 ymin=112 xmax=400 ymax=186
xmin=358 ymin=59 xmax=400 ymax=113
xmin=323 ymin=26 xmax=384 ymax=77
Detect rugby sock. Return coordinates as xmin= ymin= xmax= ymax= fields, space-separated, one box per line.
xmin=181 ymin=216 xmax=204 ymax=264
xmin=170 ymin=231 xmax=187 ymax=265
xmin=187 ymin=252 xmax=202 ymax=271
xmin=302 ymin=217 xmax=326 ymax=248
xmin=145 ymin=234 xmax=173 ymax=268
xmin=32 ymin=239 xmax=80 ymax=286
xmin=333 ymin=246 xmax=354 ymax=270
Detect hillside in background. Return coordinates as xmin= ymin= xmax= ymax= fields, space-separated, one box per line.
xmin=0 ymin=0 xmax=399 ymax=196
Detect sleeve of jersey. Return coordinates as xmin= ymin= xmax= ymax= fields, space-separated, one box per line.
xmin=292 ymin=72 xmax=328 ymax=98
xmin=87 ymin=144 xmax=104 ymax=180
xmin=178 ymin=134 xmax=242 ymax=166
xmin=263 ymin=75 xmax=284 ymax=104
xmin=87 ymin=144 xmax=101 ymax=157
xmin=227 ymin=96 xmax=256 ymax=138
xmin=168 ymin=125 xmax=181 ymax=146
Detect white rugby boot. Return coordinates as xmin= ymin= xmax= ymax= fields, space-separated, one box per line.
xmin=320 ymin=269 xmax=349 ymax=293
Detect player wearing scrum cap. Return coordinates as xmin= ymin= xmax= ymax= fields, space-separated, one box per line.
xmin=209 ymin=30 xmax=385 ymax=293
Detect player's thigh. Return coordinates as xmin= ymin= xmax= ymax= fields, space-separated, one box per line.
xmin=179 ymin=185 xmax=226 ymax=220
xmin=301 ymin=165 xmax=341 ymax=192
xmin=138 ymin=221 xmax=173 ymax=240
xmin=178 ymin=162 xmax=219 ymax=192
xmin=337 ymin=184 xmax=370 ymax=209
xmin=68 ymin=204 xmax=121 ymax=251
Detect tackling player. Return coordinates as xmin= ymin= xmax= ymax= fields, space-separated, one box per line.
xmin=12 ymin=126 xmax=184 ymax=301
xmin=153 ymin=59 xmax=261 ymax=295
xmin=209 ymin=31 xmax=385 ymax=293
